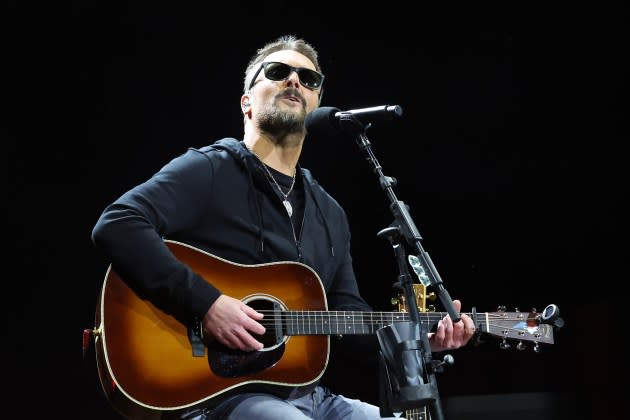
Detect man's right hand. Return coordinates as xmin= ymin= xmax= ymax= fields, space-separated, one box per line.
xmin=202 ymin=294 xmax=266 ymax=351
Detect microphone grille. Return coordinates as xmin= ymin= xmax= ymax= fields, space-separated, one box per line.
xmin=305 ymin=107 xmax=341 ymax=137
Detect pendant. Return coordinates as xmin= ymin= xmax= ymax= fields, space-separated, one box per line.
xmin=283 ymin=199 xmax=293 ymax=217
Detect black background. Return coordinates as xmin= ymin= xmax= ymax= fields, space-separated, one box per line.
xmin=14 ymin=2 xmax=626 ymax=419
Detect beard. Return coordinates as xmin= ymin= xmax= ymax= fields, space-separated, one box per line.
xmin=256 ymin=94 xmax=307 ymax=145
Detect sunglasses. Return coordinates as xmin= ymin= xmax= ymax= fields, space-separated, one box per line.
xmin=248 ymin=61 xmax=325 ymax=91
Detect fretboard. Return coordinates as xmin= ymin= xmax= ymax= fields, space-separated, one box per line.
xmin=281 ymin=311 xmax=476 ymax=336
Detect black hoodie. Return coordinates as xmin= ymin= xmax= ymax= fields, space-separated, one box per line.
xmin=92 ymin=138 xmax=372 ymax=325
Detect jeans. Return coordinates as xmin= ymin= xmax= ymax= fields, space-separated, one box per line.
xmin=181 ymin=386 xmax=405 ymax=420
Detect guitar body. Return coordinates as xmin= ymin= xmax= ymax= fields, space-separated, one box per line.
xmin=94 ymin=240 xmax=329 ymax=419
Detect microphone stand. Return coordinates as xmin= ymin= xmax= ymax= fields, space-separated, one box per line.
xmin=336 ymin=112 xmax=459 ymax=420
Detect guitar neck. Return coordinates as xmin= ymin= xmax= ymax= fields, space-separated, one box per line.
xmin=279 ymin=311 xmax=483 ymax=336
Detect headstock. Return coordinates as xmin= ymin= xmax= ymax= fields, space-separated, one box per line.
xmin=392 ymin=286 xmax=561 ymax=352
xmin=479 ymin=305 xmax=560 ymax=352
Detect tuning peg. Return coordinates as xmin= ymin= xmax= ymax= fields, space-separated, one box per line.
xmin=497 ymin=305 xmax=506 ymax=312
xmin=500 ymin=338 xmax=511 ymax=350
xmin=432 ymin=354 xmax=455 ymax=373
xmin=516 ymin=341 xmax=526 ymax=351
xmin=541 ymin=304 xmax=560 ymax=324
xmin=533 ymin=342 xmax=541 ymax=353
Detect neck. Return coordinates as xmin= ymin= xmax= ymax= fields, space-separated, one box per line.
xmin=244 ymin=134 xmax=302 ymax=176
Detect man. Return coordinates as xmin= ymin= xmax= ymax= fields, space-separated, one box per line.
xmin=92 ymin=35 xmax=475 ymax=420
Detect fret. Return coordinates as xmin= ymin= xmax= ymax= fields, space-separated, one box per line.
xmin=298 ymin=311 xmax=306 ymax=334
xmin=405 ymin=407 xmax=428 ymax=420
xmin=308 ymin=312 xmax=317 ymax=335
xmin=322 ymin=311 xmax=331 ymax=335
xmin=288 ymin=311 xmax=293 ymax=335
xmin=361 ymin=312 xmax=370 ymax=334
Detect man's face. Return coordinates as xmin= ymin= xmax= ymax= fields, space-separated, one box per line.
xmin=245 ymin=50 xmax=322 ymax=136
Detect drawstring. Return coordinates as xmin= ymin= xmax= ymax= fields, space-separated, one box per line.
xmin=307 ymin=181 xmax=335 ymax=258
xmin=257 ymin=195 xmax=265 ymax=256
xmin=245 ymin=158 xmax=265 ymax=257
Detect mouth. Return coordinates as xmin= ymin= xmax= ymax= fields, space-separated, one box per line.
xmin=277 ymin=88 xmax=305 ymax=107
xmin=280 ymin=95 xmax=303 ymax=105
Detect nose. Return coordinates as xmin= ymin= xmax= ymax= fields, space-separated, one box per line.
xmin=285 ymin=70 xmax=301 ymax=88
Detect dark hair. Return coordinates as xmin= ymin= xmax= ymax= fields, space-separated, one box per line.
xmin=243 ymin=35 xmax=322 ymax=94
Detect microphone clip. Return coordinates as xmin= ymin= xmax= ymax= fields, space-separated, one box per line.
xmin=336 ymin=112 xmax=371 ymax=135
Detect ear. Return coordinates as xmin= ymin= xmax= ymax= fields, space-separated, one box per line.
xmin=241 ymin=95 xmax=251 ymax=115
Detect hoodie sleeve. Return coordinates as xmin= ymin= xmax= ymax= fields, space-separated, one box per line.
xmin=91 ymin=148 xmax=221 ymax=325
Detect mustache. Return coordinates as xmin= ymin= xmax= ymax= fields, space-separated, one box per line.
xmin=277 ymin=88 xmax=306 ymax=106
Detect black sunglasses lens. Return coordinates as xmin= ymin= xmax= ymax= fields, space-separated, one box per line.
xmin=264 ymin=62 xmax=292 ymax=81
xmin=297 ymin=69 xmax=322 ymax=88
xmin=263 ymin=62 xmax=322 ymax=89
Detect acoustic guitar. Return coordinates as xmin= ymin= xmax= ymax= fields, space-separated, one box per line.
xmin=90 ymin=240 xmax=555 ymax=419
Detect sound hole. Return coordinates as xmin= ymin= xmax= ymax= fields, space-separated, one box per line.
xmin=244 ymin=296 xmax=287 ymax=350
xmin=208 ymin=296 xmax=287 ymax=377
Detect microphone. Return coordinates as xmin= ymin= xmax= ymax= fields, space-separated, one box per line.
xmin=305 ymin=105 xmax=403 ymax=136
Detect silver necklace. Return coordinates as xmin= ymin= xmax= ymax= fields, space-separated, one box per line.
xmin=253 ymin=154 xmax=297 ymax=217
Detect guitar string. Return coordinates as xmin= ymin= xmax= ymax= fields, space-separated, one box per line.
xmin=251 ymin=317 xmax=546 ymax=341
xmin=252 ymin=313 xmax=544 ymax=334
xmin=253 ymin=310 xmax=534 ymax=318
xmin=253 ymin=311 xmax=537 ymax=321
xmin=251 ymin=311 xmax=541 ymax=325
xmin=254 ymin=315 xmax=538 ymax=323
xmin=254 ymin=322 xmax=531 ymax=334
